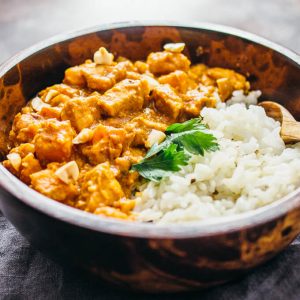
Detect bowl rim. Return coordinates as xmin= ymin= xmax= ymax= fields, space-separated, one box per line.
xmin=0 ymin=20 xmax=300 ymax=239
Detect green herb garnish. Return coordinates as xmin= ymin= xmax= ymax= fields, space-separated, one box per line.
xmin=131 ymin=118 xmax=219 ymax=181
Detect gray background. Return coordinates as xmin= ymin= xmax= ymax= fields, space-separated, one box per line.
xmin=0 ymin=0 xmax=300 ymax=299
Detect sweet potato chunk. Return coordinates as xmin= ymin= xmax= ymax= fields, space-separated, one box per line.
xmin=9 ymin=113 xmax=44 ymax=145
xmin=98 ymin=79 xmax=150 ymax=117
xmin=81 ymin=124 xmax=128 ymax=165
xmin=61 ymin=96 xmax=100 ymax=132
xmin=80 ymin=162 xmax=124 ymax=212
xmin=152 ymin=84 xmax=183 ymax=119
xmin=3 ymin=143 xmax=42 ymax=184
xmin=147 ymin=51 xmax=190 ymax=75
xmin=34 ymin=119 xmax=75 ymax=164
xmin=31 ymin=163 xmax=78 ymax=202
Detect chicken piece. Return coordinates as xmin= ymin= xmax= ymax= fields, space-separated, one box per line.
xmin=81 ymin=124 xmax=129 ymax=165
xmin=39 ymin=83 xmax=84 ymax=99
xmin=152 ymin=84 xmax=183 ymax=120
xmin=205 ymin=68 xmax=250 ymax=101
xmin=39 ymin=84 xmax=86 ymax=107
xmin=125 ymin=71 xmax=142 ymax=80
xmin=98 ymin=79 xmax=150 ymax=117
xmin=146 ymin=51 xmax=190 ymax=75
xmin=115 ymin=148 xmax=145 ymax=172
xmin=64 ymin=61 xmax=128 ymax=92
xmin=134 ymin=61 xmax=150 ymax=74
xmin=34 ymin=119 xmax=75 ymax=164
xmin=63 ymin=65 xmax=86 ymax=87
xmin=8 ymin=143 xmax=35 ymax=158
xmin=182 ymin=90 xmax=217 ymax=118
xmin=158 ymin=70 xmax=191 ymax=93
xmin=83 ymin=62 xmax=127 ymax=92
xmin=141 ymin=74 xmax=160 ymax=92
xmin=31 ymin=163 xmax=78 ymax=203
xmin=80 ymin=162 xmax=124 ymax=212
xmin=116 ymin=60 xmax=136 ymax=72
xmin=216 ymin=78 xmax=234 ymax=102
xmin=125 ymin=111 xmax=169 ymax=146
xmin=61 ymin=95 xmax=100 ymax=132
xmin=188 ymin=64 xmax=208 ymax=82
xmin=39 ymin=106 xmax=62 ymax=119
xmin=3 ymin=143 xmax=42 ymax=184
xmin=9 ymin=113 xmax=44 ymax=145
xmin=200 ymin=73 xmax=216 ymax=87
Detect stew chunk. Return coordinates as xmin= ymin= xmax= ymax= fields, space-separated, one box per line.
xmin=147 ymin=50 xmax=191 ymax=75
xmin=61 ymin=96 xmax=100 ymax=132
xmin=80 ymin=162 xmax=124 ymax=212
xmin=152 ymin=84 xmax=183 ymax=119
xmin=31 ymin=163 xmax=78 ymax=203
xmin=34 ymin=119 xmax=75 ymax=164
xmin=81 ymin=124 xmax=129 ymax=165
xmin=98 ymin=79 xmax=150 ymax=117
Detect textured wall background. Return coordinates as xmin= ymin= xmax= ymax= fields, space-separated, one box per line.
xmin=0 ymin=0 xmax=300 ymax=64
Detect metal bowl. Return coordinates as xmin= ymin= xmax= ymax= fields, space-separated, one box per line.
xmin=0 ymin=21 xmax=300 ymax=293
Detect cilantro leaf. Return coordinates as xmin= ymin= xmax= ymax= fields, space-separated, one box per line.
xmin=131 ymin=144 xmax=190 ymax=182
xmin=145 ymin=119 xmax=219 ymax=159
xmin=172 ymin=130 xmax=219 ymax=155
xmin=131 ymin=118 xmax=219 ymax=181
xmin=165 ymin=118 xmax=207 ymax=133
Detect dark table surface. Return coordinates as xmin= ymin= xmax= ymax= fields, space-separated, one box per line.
xmin=1 ymin=0 xmax=300 ymax=299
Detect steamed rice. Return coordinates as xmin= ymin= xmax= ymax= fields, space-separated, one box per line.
xmin=134 ymin=90 xmax=300 ymax=224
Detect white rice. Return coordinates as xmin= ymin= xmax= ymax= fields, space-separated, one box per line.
xmin=134 ymin=90 xmax=300 ymax=224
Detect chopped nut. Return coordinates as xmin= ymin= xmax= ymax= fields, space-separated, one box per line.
xmin=55 ymin=161 xmax=79 ymax=184
xmin=145 ymin=129 xmax=166 ymax=148
xmin=31 ymin=97 xmax=50 ymax=112
xmin=72 ymin=128 xmax=94 ymax=144
xmin=44 ymin=90 xmax=59 ymax=103
xmin=93 ymin=47 xmax=114 ymax=65
xmin=7 ymin=153 xmax=22 ymax=171
xmin=163 ymin=43 xmax=185 ymax=53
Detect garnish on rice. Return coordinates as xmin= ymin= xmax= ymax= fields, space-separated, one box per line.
xmin=131 ymin=118 xmax=219 ymax=181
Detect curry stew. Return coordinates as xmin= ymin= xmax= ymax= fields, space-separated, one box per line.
xmin=3 ymin=44 xmax=250 ymax=220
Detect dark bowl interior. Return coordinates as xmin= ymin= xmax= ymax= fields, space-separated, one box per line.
xmin=0 ymin=22 xmax=300 ymax=292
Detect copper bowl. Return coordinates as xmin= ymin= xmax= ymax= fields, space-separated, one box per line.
xmin=0 ymin=22 xmax=300 ymax=293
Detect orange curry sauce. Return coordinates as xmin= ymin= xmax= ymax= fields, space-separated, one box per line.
xmin=3 ymin=44 xmax=250 ymax=220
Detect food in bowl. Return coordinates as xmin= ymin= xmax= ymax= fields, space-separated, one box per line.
xmin=3 ymin=43 xmax=300 ymax=223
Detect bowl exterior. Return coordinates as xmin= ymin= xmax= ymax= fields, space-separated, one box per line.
xmin=1 ymin=187 xmax=300 ymax=292
xmin=0 ymin=23 xmax=300 ymax=292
